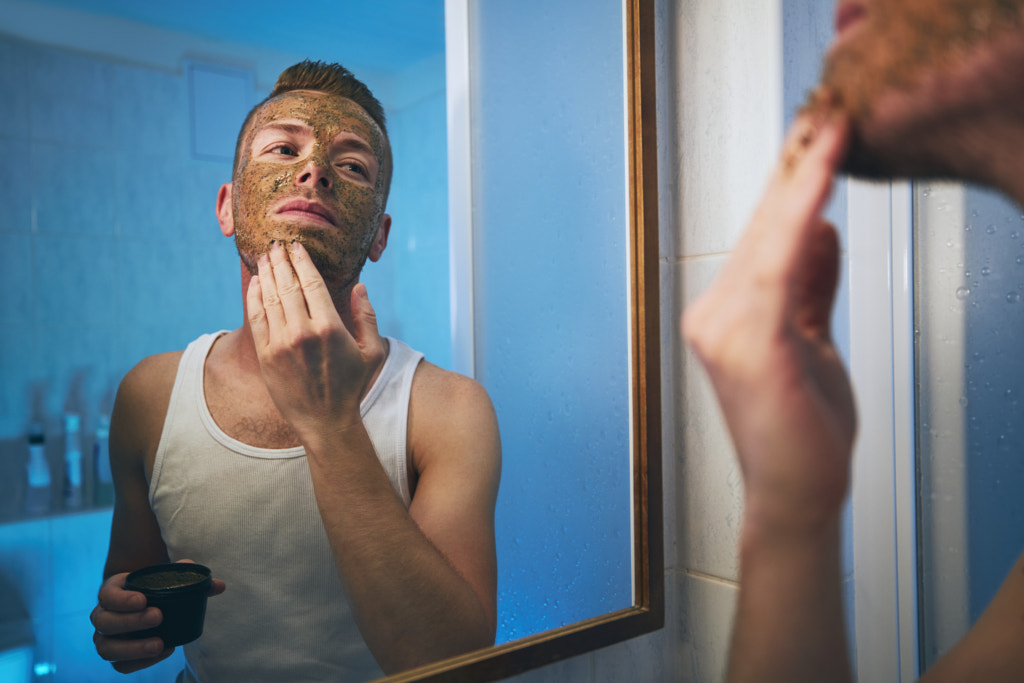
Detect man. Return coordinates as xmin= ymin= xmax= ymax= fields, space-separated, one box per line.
xmin=89 ymin=60 xmax=501 ymax=682
xmin=684 ymin=1 xmax=1024 ymax=681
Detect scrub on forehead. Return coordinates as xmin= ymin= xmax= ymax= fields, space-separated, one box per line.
xmin=232 ymin=90 xmax=390 ymax=288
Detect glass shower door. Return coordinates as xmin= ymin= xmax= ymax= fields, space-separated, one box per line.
xmin=914 ymin=181 xmax=1024 ymax=668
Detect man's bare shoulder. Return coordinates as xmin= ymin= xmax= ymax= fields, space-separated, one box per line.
xmin=111 ymin=351 xmax=184 ymax=464
xmin=409 ymin=361 xmax=501 ymax=470
xmin=119 ymin=351 xmax=183 ymax=404
xmin=412 ymin=361 xmax=493 ymax=406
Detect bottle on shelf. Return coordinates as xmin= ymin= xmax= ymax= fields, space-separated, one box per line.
xmin=25 ymin=421 xmax=51 ymax=515
xmin=63 ymin=413 xmax=83 ymax=510
xmin=93 ymin=414 xmax=114 ymax=506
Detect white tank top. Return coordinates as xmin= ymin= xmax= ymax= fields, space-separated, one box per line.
xmin=150 ymin=332 xmax=423 ymax=683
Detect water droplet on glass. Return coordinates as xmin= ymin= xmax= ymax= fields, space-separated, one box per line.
xmin=1008 ymin=292 xmax=1021 ymax=304
xmin=959 ymin=396 xmax=968 ymax=407
xmin=946 ymin=240 xmax=954 ymax=248
xmin=982 ymin=266 xmax=992 ymax=276
xmin=1017 ymin=256 xmax=1024 ymax=266
xmin=956 ymin=286 xmax=971 ymax=300
xmin=987 ymin=224 xmax=998 ymax=235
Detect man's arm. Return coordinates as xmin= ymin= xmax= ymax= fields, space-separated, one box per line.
xmin=91 ymin=354 xmax=177 ymax=673
xmin=90 ymin=353 xmax=228 ymax=673
xmin=919 ymin=550 xmax=1024 ymax=682
xmin=683 ymin=109 xmax=855 ymax=683
xmin=247 ymin=240 xmax=500 ymax=675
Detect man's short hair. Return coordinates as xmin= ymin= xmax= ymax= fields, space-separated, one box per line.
xmin=232 ymin=60 xmax=393 ymax=204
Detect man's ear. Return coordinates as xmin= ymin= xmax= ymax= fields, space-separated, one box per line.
xmin=367 ymin=213 xmax=391 ymax=262
xmin=216 ymin=183 xmax=235 ymax=237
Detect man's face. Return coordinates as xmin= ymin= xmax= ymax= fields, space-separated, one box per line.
xmin=815 ymin=0 xmax=1024 ymax=177
xmin=231 ymin=90 xmax=390 ymax=287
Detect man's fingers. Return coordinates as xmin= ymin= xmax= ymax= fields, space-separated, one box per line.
xmin=270 ymin=240 xmax=311 ymax=323
xmin=109 ymin=648 xmax=175 ymax=675
xmin=91 ymin=603 xmax=163 ymax=636
xmin=349 ymin=283 xmax=382 ymax=354
xmin=247 ymin=275 xmax=270 ymax=348
xmin=287 ymin=241 xmax=336 ymax=319
xmin=255 ymin=252 xmax=287 ymax=334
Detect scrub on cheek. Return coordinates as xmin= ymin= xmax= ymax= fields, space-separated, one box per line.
xmin=232 ymin=91 xmax=390 ymax=288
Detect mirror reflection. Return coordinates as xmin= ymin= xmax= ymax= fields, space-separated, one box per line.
xmin=0 ymin=0 xmax=642 ymax=680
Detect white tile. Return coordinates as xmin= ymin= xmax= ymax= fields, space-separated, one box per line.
xmin=676 ymin=257 xmax=743 ymax=581
xmin=673 ymin=0 xmax=782 ymax=259
xmin=503 ymin=651 xmax=593 ymax=683
xmin=51 ymin=510 xmax=112 ymax=616
xmin=0 ymin=518 xmax=54 ymax=621
xmin=675 ymin=571 xmax=737 ymax=683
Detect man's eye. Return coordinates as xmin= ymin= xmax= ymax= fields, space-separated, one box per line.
xmin=339 ymin=162 xmax=367 ymax=177
xmin=270 ymin=145 xmax=298 ymax=156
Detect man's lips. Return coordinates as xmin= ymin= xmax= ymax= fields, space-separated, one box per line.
xmin=835 ymin=0 xmax=867 ymax=36
xmin=275 ymin=199 xmax=336 ymax=227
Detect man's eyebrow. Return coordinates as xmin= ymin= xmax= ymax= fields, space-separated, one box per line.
xmin=331 ymin=134 xmax=377 ymax=158
xmin=253 ymin=121 xmax=310 ymax=137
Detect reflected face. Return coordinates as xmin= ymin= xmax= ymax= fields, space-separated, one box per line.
xmin=232 ymin=90 xmax=389 ymax=287
xmin=815 ymin=0 xmax=1024 ymax=177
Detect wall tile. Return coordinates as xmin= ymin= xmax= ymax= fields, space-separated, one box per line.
xmin=114 ymin=154 xmax=186 ymax=240
xmin=28 ymin=50 xmax=111 ymax=147
xmin=0 ymin=136 xmax=32 ymax=234
xmin=181 ymin=159 xmax=232 ymax=244
xmin=676 ymin=256 xmax=742 ymax=581
xmin=110 ymin=65 xmax=189 ymax=157
xmin=673 ymin=0 xmax=780 ymax=259
xmin=676 ymin=571 xmax=737 ymax=683
xmin=51 ymin=607 xmax=114 ymax=683
xmin=34 ymin=234 xmax=120 ymax=327
xmin=0 ymin=325 xmax=36 ymax=450
xmin=30 ymin=616 xmax=54 ymax=682
xmin=0 ymin=232 xmax=34 ymax=326
xmin=51 ymin=510 xmax=111 ymax=616
xmin=32 ymin=144 xmax=117 ymax=237
xmin=503 ymin=652 xmax=593 ymax=683
xmin=0 ymin=40 xmax=31 ymax=140
xmin=0 ymin=518 xmax=53 ymax=620
xmin=32 ymin=324 xmax=119 ymax=420
xmin=117 ymin=239 xmax=193 ymax=327
xmin=185 ymin=241 xmax=244 ymax=335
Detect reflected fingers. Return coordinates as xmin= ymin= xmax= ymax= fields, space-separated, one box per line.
xmin=269 ymin=240 xmax=313 ymax=323
xmin=287 ymin=241 xmax=335 ymax=320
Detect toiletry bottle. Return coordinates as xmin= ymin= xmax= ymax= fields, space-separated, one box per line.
xmin=93 ymin=414 xmax=114 ymax=506
xmin=25 ymin=421 xmax=51 ymax=515
xmin=63 ymin=413 xmax=83 ymax=509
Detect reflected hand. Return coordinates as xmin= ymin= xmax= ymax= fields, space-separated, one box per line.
xmin=682 ymin=110 xmax=856 ymax=538
xmin=246 ymin=240 xmax=386 ymax=446
xmin=90 ymin=560 xmax=225 ymax=673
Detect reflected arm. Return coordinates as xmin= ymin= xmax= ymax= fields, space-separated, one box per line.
xmin=308 ymin=364 xmax=501 ymax=674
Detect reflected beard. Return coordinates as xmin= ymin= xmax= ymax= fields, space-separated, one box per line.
xmin=236 ymin=235 xmax=371 ymax=292
xmin=811 ymin=0 xmax=1024 ymax=179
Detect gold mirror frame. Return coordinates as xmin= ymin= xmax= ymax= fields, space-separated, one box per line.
xmin=385 ymin=0 xmax=662 ymax=679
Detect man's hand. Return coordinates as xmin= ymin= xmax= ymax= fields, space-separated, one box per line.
xmin=246 ymin=240 xmax=385 ymax=446
xmin=683 ymin=109 xmax=856 ymax=539
xmin=91 ymin=561 xmax=225 ymax=673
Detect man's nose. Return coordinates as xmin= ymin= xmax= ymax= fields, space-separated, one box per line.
xmin=295 ymin=159 xmax=332 ymax=190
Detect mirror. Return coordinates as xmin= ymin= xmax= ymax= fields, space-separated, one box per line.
xmin=0 ymin=0 xmax=661 ymax=680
